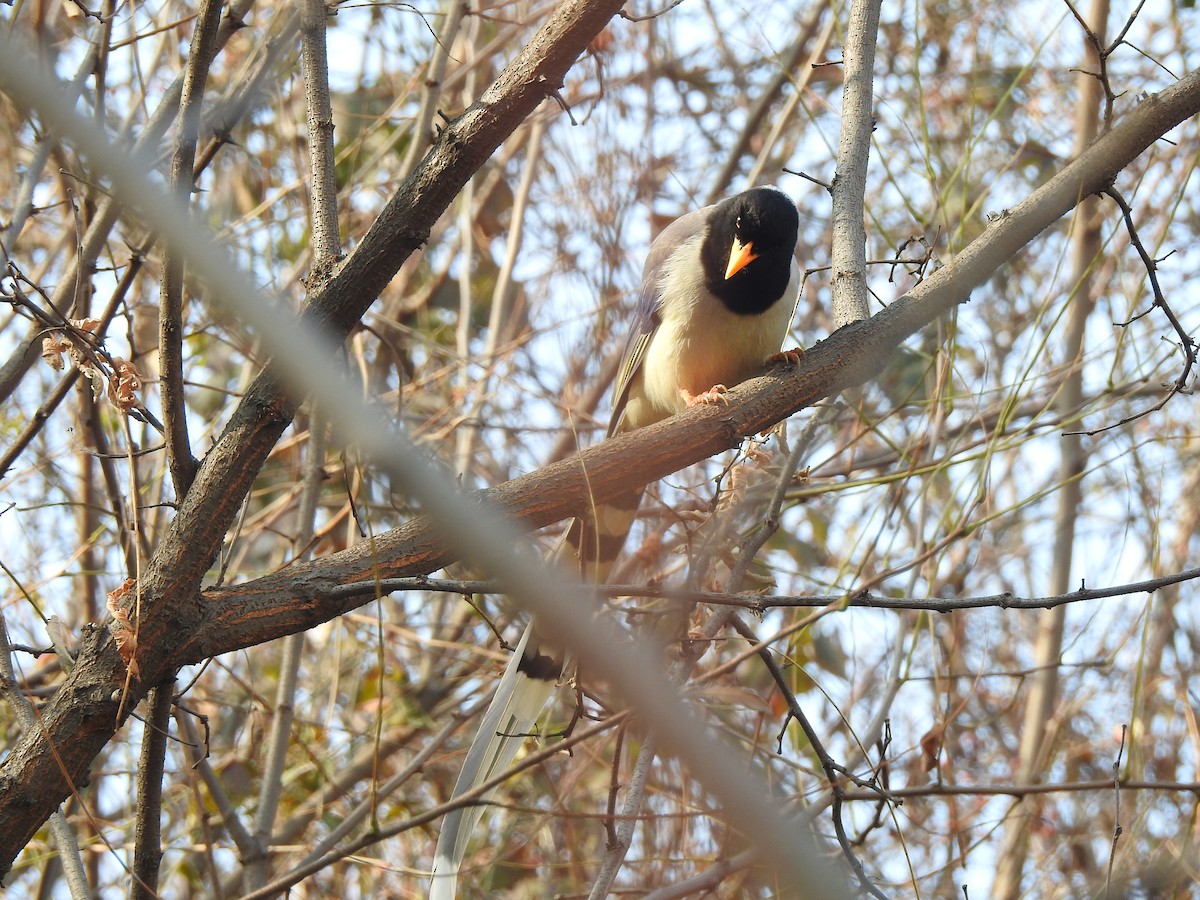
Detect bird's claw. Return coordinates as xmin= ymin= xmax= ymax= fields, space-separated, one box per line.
xmin=767 ymin=347 xmax=804 ymax=366
xmin=680 ymin=385 xmax=730 ymax=406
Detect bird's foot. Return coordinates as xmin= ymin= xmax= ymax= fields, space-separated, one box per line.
xmin=680 ymin=385 xmax=730 ymax=406
xmin=767 ymin=347 xmax=805 ymax=366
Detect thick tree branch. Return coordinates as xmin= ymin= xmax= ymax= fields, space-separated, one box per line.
xmin=300 ymin=0 xmax=343 ymax=281
xmin=829 ymin=0 xmax=881 ymax=327
xmin=130 ymin=681 xmax=175 ymax=899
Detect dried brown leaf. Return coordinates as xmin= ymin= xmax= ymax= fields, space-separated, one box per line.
xmin=106 ymin=358 xmax=142 ymax=412
xmin=106 ymin=578 xmax=140 ymax=679
xmin=41 ymin=333 xmax=67 ymax=370
xmin=919 ymin=724 xmax=944 ymax=772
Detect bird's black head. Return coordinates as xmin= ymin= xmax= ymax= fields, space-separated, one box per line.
xmin=701 ymin=187 xmax=799 ymax=316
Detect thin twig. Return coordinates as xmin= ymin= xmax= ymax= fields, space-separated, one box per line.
xmin=840 ymin=774 xmax=1200 ymax=802
xmin=728 ymin=614 xmax=889 ymax=900
xmin=588 ymin=732 xmax=657 ymax=898
xmin=1102 ymin=724 xmax=1127 ymax=898
xmin=745 ymin=6 xmax=839 ymax=188
xmin=1068 ymin=186 xmax=1198 ymax=435
xmin=602 ymin=720 xmax=628 ymax=848
xmin=618 ymin=0 xmax=687 ymax=22
xmin=336 ymin=560 xmax=1200 ymax=614
xmin=176 ymin=711 xmax=258 ymax=855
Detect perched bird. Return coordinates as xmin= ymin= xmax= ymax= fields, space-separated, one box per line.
xmin=430 ymin=186 xmax=801 ymax=898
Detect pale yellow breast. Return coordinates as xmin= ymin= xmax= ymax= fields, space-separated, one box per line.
xmin=635 ymin=239 xmax=797 ymax=425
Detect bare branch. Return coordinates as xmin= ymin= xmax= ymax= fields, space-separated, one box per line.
xmin=829 ymin=0 xmax=882 ymax=327
xmin=300 ymin=0 xmax=344 ymax=281
xmin=160 ymin=0 xmax=225 ymax=499
xmin=130 ymin=682 xmax=174 ymax=899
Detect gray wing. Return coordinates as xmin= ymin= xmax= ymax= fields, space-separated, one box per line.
xmin=608 ymin=204 xmax=714 ymax=436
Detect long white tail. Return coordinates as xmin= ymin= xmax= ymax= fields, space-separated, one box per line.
xmin=429 ymin=623 xmax=558 ymax=900
xmin=431 ymin=488 xmax=643 ymax=897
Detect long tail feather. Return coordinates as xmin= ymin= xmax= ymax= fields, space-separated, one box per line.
xmin=430 ymin=623 xmax=557 ymax=899
xmin=430 ymin=486 xmax=645 ymax=898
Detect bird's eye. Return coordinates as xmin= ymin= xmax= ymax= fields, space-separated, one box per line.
xmin=735 ymin=215 xmax=742 ymax=229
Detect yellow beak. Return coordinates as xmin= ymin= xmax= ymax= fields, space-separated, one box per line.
xmin=724 ymin=237 xmax=758 ymax=280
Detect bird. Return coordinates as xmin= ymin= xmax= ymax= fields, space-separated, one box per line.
xmin=430 ymin=186 xmax=801 ymax=898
